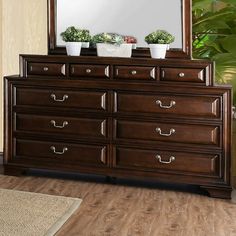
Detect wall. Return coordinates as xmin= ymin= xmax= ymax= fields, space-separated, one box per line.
xmin=0 ymin=0 xmax=47 ymax=152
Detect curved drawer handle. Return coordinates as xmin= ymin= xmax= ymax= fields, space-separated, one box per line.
xmin=155 ymin=155 xmax=175 ymax=164
xmin=50 ymin=120 xmax=68 ymax=129
xmin=156 ymin=100 xmax=176 ymax=109
xmin=50 ymin=146 xmax=68 ymax=155
xmin=156 ymin=128 xmax=175 ymax=136
xmin=50 ymin=94 xmax=68 ymax=102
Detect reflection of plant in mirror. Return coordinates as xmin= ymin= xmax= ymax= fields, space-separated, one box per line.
xmin=92 ymin=33 xmax=124 ymax=46
xmin=61 ymin=26 xmax=91 ymax=42
xmin=145 ymin=30 xmax=175 ymax=44
xmin=192 ymin=0 xmax=236 ymax=104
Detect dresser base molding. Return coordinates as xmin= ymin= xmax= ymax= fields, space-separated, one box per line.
xmin=200 ymin=186 xmax=232 ymax=199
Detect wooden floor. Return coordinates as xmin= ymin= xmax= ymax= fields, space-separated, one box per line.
xmin=0 ymin=168 xmax=236 ymax=236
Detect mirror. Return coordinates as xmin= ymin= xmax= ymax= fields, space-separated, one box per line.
xmin=48 ymin=0 xmax=191 ymax=58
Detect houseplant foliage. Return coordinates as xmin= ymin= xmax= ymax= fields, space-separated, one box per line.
xmin=192 ymin=0 xmax=236 ymax=104
xmin=92 ymin=33 xmax=124 ymax=46
xmin=61 ymin=26 xmax=91 ymax=42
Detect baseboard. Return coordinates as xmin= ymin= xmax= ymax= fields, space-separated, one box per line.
xmin=0 ymin=152 xmax=3 ymax=164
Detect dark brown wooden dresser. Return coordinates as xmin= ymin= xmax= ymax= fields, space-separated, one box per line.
xmin=3 ymin=54 xmax=233 ymax=198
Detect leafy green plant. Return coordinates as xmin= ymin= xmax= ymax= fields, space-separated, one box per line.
xmin=145 ymin=30 xmax=175 ymax=44
xmin=92 ymin=33 xmax=124 ymax=46
xmin=61 ymin=26 xmax=91 ymax=42
xmin=192 ymin=0 xmax=236 ymax=104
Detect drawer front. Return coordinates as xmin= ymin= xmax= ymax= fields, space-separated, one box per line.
xmin=160 ymin=67 xmax=205 ymax=83
xmin=27 ymin=62 xmax=66 ymax=76
xmin=114 ymin=147 xmax=221 ymax=177
xmin=115 ymin=120 xmax=220 ymax=147
xmin=115 ymin=92 xmax=221 ymax=119
xmin=15 ymin=87 xmax=107 ymax=111
xmin=14 ymin=139 xmax=107 ymax=167
xmin=15 ymin=114 xmax=107 ymax=138
xmin=70 ymin=64 xmax=110 ymax=78
xmin=114 ymin=66 xmax=156 ymax=80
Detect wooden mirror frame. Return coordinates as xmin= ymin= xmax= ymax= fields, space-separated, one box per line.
xmin=48 ymin=0 xmax=192 ymax=58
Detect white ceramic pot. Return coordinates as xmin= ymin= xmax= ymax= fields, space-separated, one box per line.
xmin=96 ymin=43 xmax=132 ymax=57
xmin=81 ymin=42 xmax=90 ymax=48
xmin=65 ymin=42 xmax=82 ymax=56
xmin=149 ymin=44 xmax=167 ymax=59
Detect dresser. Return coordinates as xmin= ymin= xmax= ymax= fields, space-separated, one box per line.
xmin=4 ymin=54 xmax=233 ymax=198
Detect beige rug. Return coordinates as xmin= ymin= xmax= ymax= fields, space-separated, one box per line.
xmin=0 ymin=188 xmax=82 ymax=236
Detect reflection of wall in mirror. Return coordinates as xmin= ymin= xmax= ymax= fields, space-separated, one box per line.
xmin=56 ymin=0 xmax=182 ymax=48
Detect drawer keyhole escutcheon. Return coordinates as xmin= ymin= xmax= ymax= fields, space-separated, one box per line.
xmin=178 ymin=72 xmax=185 ymax=78
xmin=155 ymin=155 xmax=175 ymax=164
xmin=50 ymin=94 xmax=68 ymax=102
xmin=131 ymin=70 xmax=137 ymax=75
xmin=156 ymin=128 xmax=176 ymax=136
xmin=86 ymin=69 xmax=92 ymax=74
xmin=43 ymin=67 xmax=49 ymax=71
xmin=156 ymin=100 xmax=176 ymax=109
xmin=50 ymin=146 xmax=68 ymax=155
xmin=50 ymin=120 xmax=68 ymax=129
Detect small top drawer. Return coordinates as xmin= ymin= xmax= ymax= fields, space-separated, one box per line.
xmin=70 ymin=64 xmax=110 ymax=78
xmin=160 ymin=67 xmax=207 ymax=84
xmin=114 ymin=66 xmax=156 ymax=80
xmin=27 ymin=62 xmax=66 ymax=76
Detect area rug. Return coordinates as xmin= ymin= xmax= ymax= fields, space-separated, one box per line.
xmin=0 ymin=188 xmax=82 ymax=236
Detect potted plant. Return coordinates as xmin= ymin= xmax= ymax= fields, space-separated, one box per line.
xmin=92 ymin=33 xmax=132 ymax=57
xmin=61 ymin=26 xmax=91 ymax=56
xmin=145 ymin=30 xmax=175 ymax=59
xmin=124 ymin=35 xmax=137 ymax=49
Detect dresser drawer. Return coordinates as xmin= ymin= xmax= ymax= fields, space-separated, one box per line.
xmin=115 ymin=92 xmax=221 ymax=119
xmin=114 ymin=120 xmax=221 ymax=147
xmin=15 ymin=114 xmax=107 ymax=139
xmin=70 ymin=64 xmax=110 ymax=78
xmin=114 ymin=146 xmax=221 ymax=178
xmin=27 ymin=62 xmax=66 ymax=76
xmin=160 ymin=67 xmax=206 ymax=83
xmin=14 ymin=139 xmax=107 ymax=167
xmin=15 ymin=87 xmax=107 ymax=111
xmin=114 ymin=66 xmax=156 ymax=80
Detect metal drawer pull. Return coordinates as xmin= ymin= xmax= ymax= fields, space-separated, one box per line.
xmin=86 ymin=69 xmax=92 ymax=73
xmin=178 ymin=72 xmax=185 ymax=77
xmin=131 ymin=70 xmax=137 ymax=75
xmin=156 ymin=100 xmax=176 ymax=109
xmin=50 ymin=94 xmax=68 ymax=102
xmin=43 ymin=67 xmax=49 ymax=71
xmin=156 ymin=128 xmax=175 ymax=136
xmin=50 ymin=146 xmax=68 ymax=155
xmin=50 ymin=120 xmax=68 ymax=129
xmin=155 ymin=155 xmax=175 ymax=164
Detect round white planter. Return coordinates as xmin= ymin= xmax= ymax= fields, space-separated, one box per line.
xmin=149 ymin=44 xmax=168 ymax=59
xmin=65 ymin=42 xmax=82 ymax=56
xmin=81 ymin=42 xmax=90 ymax=48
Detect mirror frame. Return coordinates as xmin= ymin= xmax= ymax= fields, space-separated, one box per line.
xmin=48 ymin=0 xmax=192 ymax=58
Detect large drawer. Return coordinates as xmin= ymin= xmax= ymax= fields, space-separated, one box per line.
xmin=114 ymin=120 xmax=221 ymax=147
xmin=70 ymin=64 xmax=110 ymax=78
xmin=13 ymin=139 xmax=108 ymax=167
xmin=27 ymin=62 xmax=66 ymax=76
xmin=14 ymin=113 xmax=107 ymax=139
xmin=113 ymin=146 xmax=222 ymax=178
xmin=15 ymin=87 xmax=107 ymax=111
xmin=115 ymin=92 xmax=221 ymax=119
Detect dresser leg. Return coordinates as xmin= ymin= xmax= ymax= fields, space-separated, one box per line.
xmin=4 ymin=165 xmax=27 ymax=176
xmin=200 ymin=186 xmax=232 ymax=199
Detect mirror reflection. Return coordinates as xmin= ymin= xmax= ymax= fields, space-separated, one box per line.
xmin=56 ymin=0 xmax=182 ymax=48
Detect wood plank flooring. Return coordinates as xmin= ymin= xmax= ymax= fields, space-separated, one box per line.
xmin=0 ymin=168 xmax=236 ymax=236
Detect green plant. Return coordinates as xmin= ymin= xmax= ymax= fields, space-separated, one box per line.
xmin=192 ymin=0 xmax=236 ymax=104
xmin=145 ymin=30 xmax=175 ymax=44
xmin=92 ymin=33 xmax=124 ymax=46
xmin=61 ymin=26 xmax=91 ymax=42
